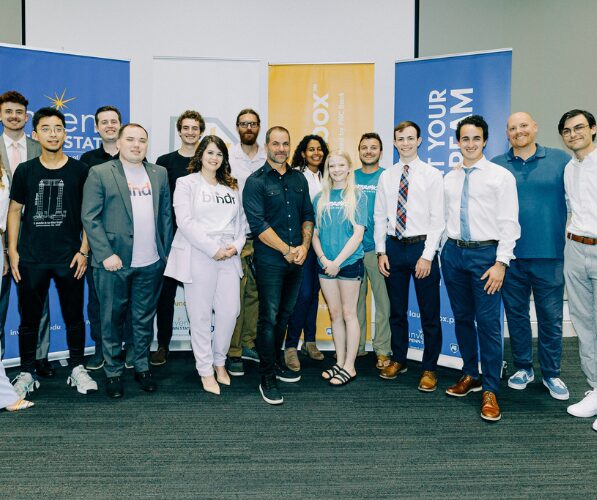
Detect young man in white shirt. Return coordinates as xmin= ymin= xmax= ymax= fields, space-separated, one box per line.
xmin=375 ymin=121 xmax=444 ymax=391
xmin=441 ymin=115 xmax=520 ymax=422
xmin=226 ymin=109 xmax=266 ymax=376
xmin=558 ymin=109 xmax=597 ymax=432
xmin=0 ymin=90 xmax=52 ymax=378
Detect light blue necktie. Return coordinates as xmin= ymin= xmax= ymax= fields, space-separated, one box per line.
xmin=459 ymin=167 xmax=476 ymax=241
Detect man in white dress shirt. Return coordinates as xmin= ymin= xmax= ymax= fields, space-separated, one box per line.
xmin=558 ymin=109 xmax=597 ymax=432
xmin=0 ymin=90 xmax=52 ymax=378
xmin=374 ymin=121 xmax=444 ymax=392
xmin=441 ymin=115 xmax=520 ymax=422
xmin=226 ymin=108 xmax=266 ymax=376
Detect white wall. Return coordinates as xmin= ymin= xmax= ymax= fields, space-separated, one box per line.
xmin=26 ymin=0 xmax=414 ymax=159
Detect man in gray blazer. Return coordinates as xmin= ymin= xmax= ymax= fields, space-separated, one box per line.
xmin=82 ymin=123 xmax=173 ymax=399
xmin=0 ymin=91 xmax=52 ymax=376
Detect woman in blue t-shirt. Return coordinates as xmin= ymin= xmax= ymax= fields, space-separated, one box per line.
xmin=312 ymin=151 xmax=367 ymax=386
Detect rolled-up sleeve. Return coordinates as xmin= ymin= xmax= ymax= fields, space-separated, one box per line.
xmin=242 ymin=175 xmax=270 ymax=237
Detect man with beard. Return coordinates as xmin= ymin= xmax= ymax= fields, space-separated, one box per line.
xmin=243 ymin=126 xmax=313 ymax=405
xmin=150 ymin=110 xmax=205 ymax=366
xmin=0 ymin=90 xmax=52 ymax=378
xmin=492 ymin=112 xmax=570 ymax=400
xmin=354 ymin=133 xmax=392 ymax=368
xmin=226 ymin=109 xmax=266 ymax=376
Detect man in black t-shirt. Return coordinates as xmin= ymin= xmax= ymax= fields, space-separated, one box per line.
xmin=79 ymin=106 xmax=121 ymax=370
xmin=151 ymin=109 xmax=204 ymax=367
xmin=7 ymin=107 xmax=98 ymax=398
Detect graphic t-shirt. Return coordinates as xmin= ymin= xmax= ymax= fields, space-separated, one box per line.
xmin=314 ymin=188 xmax=368 ymax=268
xmin=10 ymin=157 xmax=88 ymax=266
xmin=354 ymin=167 xmax=384 ymax=252
xmin=123 ymin=165 xmax=159 ymax=267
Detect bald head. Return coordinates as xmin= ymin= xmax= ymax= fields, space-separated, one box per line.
xmin=506 ymin=111 xmax=538 ymax=150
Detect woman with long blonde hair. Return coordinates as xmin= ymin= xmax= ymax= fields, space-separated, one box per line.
xmin=311 ymin=150 xmax=367 ymax=386
xmin=0 ymin=156 xmax=33 ymax=411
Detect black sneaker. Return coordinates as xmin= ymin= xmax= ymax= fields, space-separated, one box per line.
xmin=226 ymin=357 xmax=245 ymax=377
xmin=275 ymin=363 xmax=301 ymax=383
xmin=259 ymin=376 xmax=283 ymax=405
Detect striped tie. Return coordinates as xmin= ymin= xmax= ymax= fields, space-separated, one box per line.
xmin=396 ymin=164 xmax=409 ymax=237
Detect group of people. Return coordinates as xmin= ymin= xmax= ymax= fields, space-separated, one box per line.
xmin=0 ymin=90 xmax=595 ymax=430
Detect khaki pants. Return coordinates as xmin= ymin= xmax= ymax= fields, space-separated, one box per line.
xmin=358 ymin=250 xmax=392 ymax=355
xmin=227 ymin=240 xmax=258 ymax=357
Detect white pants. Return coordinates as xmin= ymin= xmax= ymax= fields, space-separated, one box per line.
xmin=0 ymin=362 xmax=18 ymax=408
xmin=564 ymin=239 xmax=597 ymax=388
xmin=184 ymin=249 xmax=241 ymax=376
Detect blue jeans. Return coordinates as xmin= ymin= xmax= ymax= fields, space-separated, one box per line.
xmin=501 ymin=258 xmax=564 ymax=378
xmin=441 ymin=240 xmax=503 ymax=394
xmin=254 ymin=261 xmax=303 ymax=377
xmin=286 ymin=248 xmax=320 ymax=348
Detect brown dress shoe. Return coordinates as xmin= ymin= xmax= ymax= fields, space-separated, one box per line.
xmin=481 ymin=391 xmax=501 ymax=421
xmin=445 ymin=374 xmax=482 ymax=397
xmin=301 ymin=342 xmax=324 ymax=361
xmin=376 ymin=354 xmax=391 ymax=370
xmin=284 ymin=348 xmax=301 ymax=372
xmin=418 ymin=370 xmax=437 ymax=392
xmin=379 ymin=361 xmax=408 ymax=380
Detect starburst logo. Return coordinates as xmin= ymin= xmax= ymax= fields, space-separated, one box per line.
xmin=45 ymin=89 xmax=76 ymax=110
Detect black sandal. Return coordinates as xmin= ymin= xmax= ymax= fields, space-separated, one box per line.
xmin=329 ymin=368 xmax=357 ymax=386
xmin=321 ymin=364 xmax=342 ymax=380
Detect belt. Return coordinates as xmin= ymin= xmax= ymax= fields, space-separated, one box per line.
xmin=567 ymin=232 xmax=597 ymax=245
xmin=448 ymin=238 xmax=498 ymax=248
xmin=388 ymin=235 xmax=427 ymax=245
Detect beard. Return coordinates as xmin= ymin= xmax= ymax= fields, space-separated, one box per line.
xmin=240 ymin=131 xmax=257 ymax=146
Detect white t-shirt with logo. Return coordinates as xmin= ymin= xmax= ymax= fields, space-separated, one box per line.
xmin=123 ymin=165 xmax=159 ymax=267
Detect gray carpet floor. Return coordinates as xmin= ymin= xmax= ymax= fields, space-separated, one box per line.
xmin=1 ymin=338 xmax=596 ymax=499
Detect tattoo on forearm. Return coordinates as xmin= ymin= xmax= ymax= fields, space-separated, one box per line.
xmin=302 ymin=221 xmax=314 ymax=248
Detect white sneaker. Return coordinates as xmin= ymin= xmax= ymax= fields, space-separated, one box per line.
xmin=11 ymin=372 xmax=40 ymax=399
xmin=567 ymin=388 xmax=597 ymax=418
xmin=67 ymin=365 xmax=98 ymax=394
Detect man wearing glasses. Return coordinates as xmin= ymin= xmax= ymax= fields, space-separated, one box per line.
xmin=8 ymin=107 xmax=97 ymax=398
xmin=492 ymin=112 xmax=571 ymax=401
xmin=558 ymin=109 xmax=597 ymax=432
xmin=226 ymin=109 xmax=266 ymax=376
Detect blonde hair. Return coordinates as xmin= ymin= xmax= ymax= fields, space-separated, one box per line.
xmin=316 ymin=150 xmax=359 ymax=227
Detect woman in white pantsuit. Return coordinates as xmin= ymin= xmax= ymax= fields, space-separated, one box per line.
xmin=0 ymin=157 xmax=33 ymax=411
xmin=165 ymin=135 xmax=245 ymax=395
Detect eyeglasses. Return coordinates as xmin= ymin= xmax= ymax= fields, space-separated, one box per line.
xmin=561 ymin=124 xmax=589 ymax=138
xmin=238 ymin=121 xmax=259 ymax=129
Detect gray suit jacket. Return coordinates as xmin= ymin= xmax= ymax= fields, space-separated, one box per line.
xmin=0 ymin=135 xmax=42 ymax=182
xmin=81 ymin=159 xmax=173 ymax=268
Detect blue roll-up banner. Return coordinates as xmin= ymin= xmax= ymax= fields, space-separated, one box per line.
xmin=394 ymin=49 xmax=512 ymax=369
xmin=0 ymin=44 xmax=130 ymax=366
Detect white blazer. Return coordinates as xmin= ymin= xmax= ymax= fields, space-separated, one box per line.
xmin=164 ymin=173 xmax=246 ymax=283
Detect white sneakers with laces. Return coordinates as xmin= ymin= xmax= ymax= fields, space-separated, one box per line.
xmin=67 ymin=365 xmax=98 ymax=394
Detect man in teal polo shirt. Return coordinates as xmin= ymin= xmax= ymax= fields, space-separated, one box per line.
xmin=354 ymin=133 xmax=392 ymax=369
xmin=492 ymin=111 xmax=570 ymax=400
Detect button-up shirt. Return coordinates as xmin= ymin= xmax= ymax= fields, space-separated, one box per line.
xmin=229 ymin=143 xmax=267 ymax=194
xmin=301 ymin=167 xmax=322 ymax=203
xmin=492 ymin=144 xmax=569 ymax=259
xmin=2 ymin=133 xmax=27 ymax=175
xmin=374 ymin=157 xmax=445 ymax=260
xmin=564 ymin=148 xmax=597 ymax=238
xmin=243 ymin=161 xmax=314 ymax=265
xmin=444 ymin=155 xmax=520 ymax=265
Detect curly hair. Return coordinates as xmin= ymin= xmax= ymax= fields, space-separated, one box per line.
xmin=176 ymin=110 xmax=205 ymax=134
xmin=188 ymin=135 xmax=238 ymax=190
xmin=290 ymin=134 xmax=329 ymax=173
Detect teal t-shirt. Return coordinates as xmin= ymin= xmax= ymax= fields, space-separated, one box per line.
xmin=314 ymin=188 xmax=368 ymax=268
xmin=354 ymin=167 xmax=385 ymax=252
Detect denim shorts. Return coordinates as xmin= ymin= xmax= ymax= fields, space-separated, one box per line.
xmin=318 ymin=258 xmax=364 ymax=281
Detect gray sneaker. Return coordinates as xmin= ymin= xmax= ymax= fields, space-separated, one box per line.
xmin=241 ymin=347 xmax=260 ymax=363
xmin=12 ymin=372 xmax=40 ymax=399
xmin=227 ymin=357 xmax=245 ymax=377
